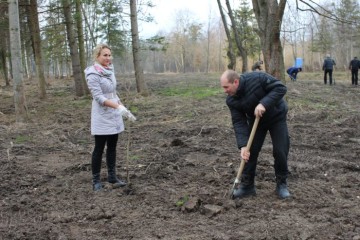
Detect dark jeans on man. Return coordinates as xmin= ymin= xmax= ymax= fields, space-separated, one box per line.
xmin=92 ymin=134 xmax=118 ymax=175
xmin=351 ymin=70 xmax=358 ymax=85
xmin=324 ymin=69 xmax=333 ymax=85
xmin=242 ymin=118 xmax=290 ymax=179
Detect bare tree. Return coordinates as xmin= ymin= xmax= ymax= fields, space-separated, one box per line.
xmin=130 ymin=0 xmax=149 ymax=96
xmin=75 ymin=0 xmax=89 ymax=94
xmin=225 ymin=0 xmax=248 ymax=73
xmin=8 ymin=0 xmax=28 ymax=122
xmin=62 ymin=0 xmax=86 ymax=97
xmin=217 ymin=0 xmax=236 ymax=70
xmin=296 ymin=0 xmax=356 ymax=24
xmin=252 ymin=0 xmax=286 ymax=79
xmin=0 ymin=18 xmax=10 ymax=86
xmin=27 ymin=0 xmax=46 ymax=99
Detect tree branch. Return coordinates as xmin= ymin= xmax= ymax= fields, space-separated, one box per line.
xmin=296 ymin=0 xmax=355 ymax=25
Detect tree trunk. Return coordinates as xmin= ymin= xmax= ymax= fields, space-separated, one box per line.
xmin=252 ymin=0 xmax=286 ymax=80
xmin=62 ymin=0 xmax=85 ymax=97
xmin=217 ymin=0 xmax=236 ymax=70
xmin=206 ymin=19 xmax=210 ymax=74
xmin=225 ymin=0 xmax=248 ymax=73
xmin=28 ymin=0 xmax=47 ymax=99
xmin=80 ymin=4 xmax=96 ymax=47
xmin=8 ymin=0 xmax=28 ymax=122
xmin=130 ymin=0 xmax=149 ymax=96
xmin=0 ymin=48 xmax=10 ymax=86
xmin=75 ymin=0 xmax=89 ymax=94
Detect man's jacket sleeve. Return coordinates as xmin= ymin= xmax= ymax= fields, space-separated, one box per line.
xmin=228 ymin=105 xmax=249 ymax=149
xmin=258 ymin=74 xmax=287 ymax=111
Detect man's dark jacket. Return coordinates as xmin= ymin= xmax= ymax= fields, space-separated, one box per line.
xmin=226 ymin=72 xmax=288 ymax=149
xmin=323 ymin=57 xmax=336 ymax=70
xmin=349 ymin=58 xmax=360 ymax=70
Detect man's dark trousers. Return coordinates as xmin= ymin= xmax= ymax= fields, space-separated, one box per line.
xmin=351 ymin=70 xmax=358 ymax=85
xmin=242 ymin=118 xmax=290 ymax=179
xmin=324 ymin=69 xmax=333 ymax=85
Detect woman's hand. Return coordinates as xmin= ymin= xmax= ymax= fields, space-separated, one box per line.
xmin=117 ymin=105 xmax=136 ymax=121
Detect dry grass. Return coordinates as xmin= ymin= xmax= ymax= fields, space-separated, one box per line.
xmin=299 ymin=70 xmax=351 ymax=83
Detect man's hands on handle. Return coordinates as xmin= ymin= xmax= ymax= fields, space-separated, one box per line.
xmin=240 ymin=147 xmax=250 ymax=162
xmin=117 ymin=105 xmax=136 ymax=122
xmin=254 ymin=103 xmax=266 ymax=118
xmin=241 ymin=109 xmax=264 ymax=162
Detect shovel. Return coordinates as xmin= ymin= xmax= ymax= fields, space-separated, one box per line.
xmin=229 ymin=116 xmax=260 ymax=199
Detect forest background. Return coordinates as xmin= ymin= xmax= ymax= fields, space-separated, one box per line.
xmin=1 ymin=1 xmax=360 ymax=239
xmin=1 ymin=0 xmax=360 ymax=120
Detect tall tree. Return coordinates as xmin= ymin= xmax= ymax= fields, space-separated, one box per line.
xmin=234 ymin=1 xmax=261 ymax=61
xmin=144 ymin=35 xmax=168 ymax=73
xmin=8 ymin=0 xmax=28 ymax=122
xmin=217 ymin=0 xmax=236 ymax=70
xmin=27 ymin=0 xmax=46 ymax=99
xmin=62 ymin=0 xmax=86 ymax=97
xmin=311 ymin=15 xmax=334 ymax=56
xmin=130 ymin=0 xmax=148 ymax=96
xmin=75 ymin=0 xmax=89 ymax=94
xmin=0 ymin=3 xmax=10 ymax=86
xmin=97 ymin=0 xmax=126 ymax=57
xmin=225 ymin=0 xmax=248 ymax=73
xmin=42 ymin=1 xmax=64 ymax=78
xmin=335 ymin=0 xmax=360 ymax=64
xmin=252 ymin=0 xmax=286 ymax=79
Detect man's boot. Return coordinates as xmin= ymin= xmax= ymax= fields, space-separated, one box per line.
xmin=107 ymin=156 xmax=126 ymax=187
xmin=92 ymin=173 xmax=103 ymax=191
xmin=232 ymin=174 xmax=256 ymax=199
xmin=276 ymin=175 xmax=291 ymax=199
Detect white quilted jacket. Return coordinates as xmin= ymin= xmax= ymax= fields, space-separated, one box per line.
xmin=85 ymin=66 xmax=124 ymax=135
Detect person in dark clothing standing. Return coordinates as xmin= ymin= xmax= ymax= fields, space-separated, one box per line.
xmin=220 ymin=70 xmax=291 ymax=199
xmin=322 ymin=54 xmax=336 ymax=85
xmin=349 ymin=56 xmax=359 ymax=86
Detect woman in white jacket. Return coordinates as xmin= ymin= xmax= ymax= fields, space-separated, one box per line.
xmin=85 ymin=43 xmax=136 ymax=191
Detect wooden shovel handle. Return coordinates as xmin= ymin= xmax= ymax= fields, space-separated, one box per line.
xmin=234 ymin=116 xmax=260 ymax=182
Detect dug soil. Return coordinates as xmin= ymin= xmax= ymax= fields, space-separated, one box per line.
xmin=0 ymin=73 xmax=359 ymax=240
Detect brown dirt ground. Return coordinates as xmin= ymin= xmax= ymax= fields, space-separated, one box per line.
xmin=0 ymin=73 xmax=360 ymax=240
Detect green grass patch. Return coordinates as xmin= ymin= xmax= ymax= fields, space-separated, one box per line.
xmin=69 ymin=99 xmax=91 ymax=108
xmin=175 ymin=195 xmax=189 ymax=207
xmin=129 ymin=106 xmax=139 ymax=113
xmin=289 ymin=97 xmax=337 ymax=111
xmin=76 ymin=139 xmax=89 ymax=145
xmin=44 ymin=104 xmax=58 ymax=113
xmin=130 ymin=155 xmax=140 ymax=161
xmin=53 ymin=90 xmax=71 ymax=97
xmin=14 ymin=135 xmax=31 ymax=144
xmin=158 ymin=86 xmax=221 ymax=99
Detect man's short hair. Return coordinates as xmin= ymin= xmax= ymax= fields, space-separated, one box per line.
xmin=224 ymin=70 xmax=240 ymax=83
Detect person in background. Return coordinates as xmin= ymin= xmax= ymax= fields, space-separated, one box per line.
xmin=251 ymin=60 xmax=263 ymax=71
xmin=286 ymin=66 xmax=302 ymax=81
xmin=322 ymin=54 xmax=336 ymax=85
xmin=349 ymin=56 xmax=360 ymax=86
xmin=85 ymin=43 xmax=136 ymax=191
xmin=220 ymin=70 xmax=291 ymax=199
